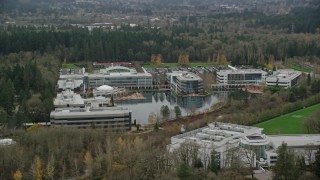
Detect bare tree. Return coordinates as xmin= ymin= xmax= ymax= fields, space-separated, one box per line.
xmin=239 ymin=146 xmax=257 ymax=179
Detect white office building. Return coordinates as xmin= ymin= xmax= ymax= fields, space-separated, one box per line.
xmin=217 ymin=69 xmax=267 ymax=85
xmin=168 ymin=122 xmax=320 ymax=168
xmin=167 ymin=71 xmax=203 ymax=94
xmin=84 ymin=66 xmax=153 ymax=89
xmin=50 ymin=107 xmax=132 ymax=131
xmin=58 ymin=68 xmax=85 ymax=92
xmin=54 ymin=89 xmax=85 ymax=108
xmin=93 ymin=85 xmax=126 ymax=97
xmin=265 ymin=135 xmax=320 ymax=166
xmin=266 ymin=69 xmax=302 ymax=88
xmin=168 ymin=122 xmax=269 ymax=168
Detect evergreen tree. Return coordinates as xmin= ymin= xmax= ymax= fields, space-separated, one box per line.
xmin=208 ymin=150 xmax=219 ymax=175
xmin=314 ymin=147 xmax=320 ymax=179
xmin=194 ymin=158 xmax=204 ymax=168
xmin=273 ymin=143 xmax=300 ymax=180
xmin=160 ymin=105 xmax=170 ymax=119
xmin=174 ymin=106 xmax=182 ymax=118
xmin=176 ymin=162 xmax=193 ymax=179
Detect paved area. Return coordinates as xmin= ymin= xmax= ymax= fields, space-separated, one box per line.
xmin=254 ymin=170 xmax=273 ymax=180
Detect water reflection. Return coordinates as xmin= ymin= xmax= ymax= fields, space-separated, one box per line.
xmin=115 ymin=92 xmax=223 ymax=125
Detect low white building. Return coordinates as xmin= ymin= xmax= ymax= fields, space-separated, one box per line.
xmin=54 ymin=89 xmax=85 ymax=108
xmin=50 ymin=107 xmax=132 ymax=130
xmin=84 ymin=66 xmax=153 ymax=89
xmin=266 ymin=69 xmax=302 ymax=88
xmin=0 ymin=138 xmax=15 ymax=146
xmin=266 ymin=135 xmax=320 ymax=166
xmin=217 ymin=68 xmax=268 ymax=85
xmin=93 ymin=85 xmax=126 ymax=97
xmin=168 ymin=122 xmax=320 ymax=168
xmin=168 ymin=122 xmax=269 ymax=168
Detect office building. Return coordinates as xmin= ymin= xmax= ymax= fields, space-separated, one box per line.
xmin=50 ymin=107 xmax=132 ymax=131
xmin=266 ymin=69 xmax=302 ymax=88
xmin=217 ymin=68 xmax=267 ymax=85
xmin=84 ymin=66 xmax=153 ymax=89
xmin=58 ymin=68 xmax=85 ymax=92
xmin=167 ymin=71 xmax=203 ymax=95
xmin=168 ymin=122 xmax=320 ymax=168
xmin=265 ymin=135 xmax=320 ymax=166
xmin=54 ymin=89 xmax=85 ymax=108
xmin=93 ymin=85 xmax=126 ymax=97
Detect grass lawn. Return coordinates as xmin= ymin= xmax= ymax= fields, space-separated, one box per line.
xmin=143 ymin=62 xmax=213 ymax=68
xmin=254 ymin=103 xmax=320 ymax=135
xmin=288 ymin=64 xmax=312 ymax=72
xmin=61 ymin=63 xmax=80 ymax=69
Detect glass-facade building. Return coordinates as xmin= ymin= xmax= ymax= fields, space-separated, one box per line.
xmin=84 ymin=66 xmax=153 ymax=89
xmin=217 ymin=69 xmax=267 ymax=85
xmin=167 ymin=71 xmax=203 ymax=95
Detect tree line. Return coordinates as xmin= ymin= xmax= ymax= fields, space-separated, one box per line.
xmin=1 ymin=26 xmax=320 ymax=66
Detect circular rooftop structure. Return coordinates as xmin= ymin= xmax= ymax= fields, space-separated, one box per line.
xmin=97 ymin=85 xmax=114 ymax=91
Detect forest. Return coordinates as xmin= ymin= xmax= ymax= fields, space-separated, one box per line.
xmin=1 ymin=24 xmax=320 ymax=66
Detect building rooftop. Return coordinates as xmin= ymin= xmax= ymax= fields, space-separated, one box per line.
xmin=170 ymin=122 xmax=268 ymax=148
xmin=54 ymin=89 xmax=84 ymax=107
xmin=266 ymin=69 xmax=302 ymax=82
xmin=218 ymin=69 xmax=268 ymax=75
xmin=58 ymin=79 xmax=83 ymax=90
xmin=87 ymin=66 xmax=152 ymax=78
xmin=97 ymin=85 xmax=114 ymax=91
xmin=0 ymin=138 xmax=15 ymax=146
xmin=268 ymin=135 xmax=320 ymax=149
xmin=51 ymin=107 xmax=131 ymax=117
xmin=168 ymin=71 xmax=202 ymax=81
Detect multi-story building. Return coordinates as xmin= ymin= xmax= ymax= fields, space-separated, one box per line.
xmin=50 ymin=107 xmax=132 ymax=131
xmin=266 ymin=69 xmax=302 ymax=88
xmin=167 ymin=71 xmax=203 ymax=95
xmin=54 ymin=89 xmax=85 ymax=108
xmin=84 ymin=66 xmax=153 ymax=89
xmin=58 ymin=68 xmax=85 ymax=92
xmin=217 ymin=69 xmax=267 ymax=85
xmin=168 ymin=122 xmax=320 ymax=168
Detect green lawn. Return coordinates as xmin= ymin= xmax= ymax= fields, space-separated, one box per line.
xmin=143 ymin=62 xmax=213 ymax=68
xmin=288 ymin=64 xmax=312 ymax=72
xmin=61 ymin=63 xmax=81 ymax=69
xmin=254 ymin=103 xmax=320 ymax=135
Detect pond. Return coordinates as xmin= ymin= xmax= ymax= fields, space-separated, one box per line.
xmin=114 ymin=92 xmax=227 ymax=125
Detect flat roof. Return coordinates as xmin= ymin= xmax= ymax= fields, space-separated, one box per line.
xmin=217 ymin=69 xmax=267 ymax=75
xmin=60 ymin=68 xmax=85 ymax=75
xmin=268 ymin=135 xmax=320 ymax=149
xmin=58 ymin=79 xmax=83 ymax=89
xmin=168 ymin=71 xmax=202 ymax=81
xmin=87 ymin=72 xmax=152 ymax=78
xmin=51 ymin=107 xmax=131 ymax=118
xmin=171 ymin=122 xmax=265 ymax=147
xmin=177 ymin=72 xmax=202 ymax=81
xmin=266 ymin=69 xmax=301 ymax=82
xmin=54 ymin=90 xmax=84 ymax=106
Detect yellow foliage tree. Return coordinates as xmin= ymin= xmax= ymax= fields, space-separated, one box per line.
xmin=220 ymin=54 xmax=228 ymax=65
xmin=151 ymin=54 xmax=162 ymax=66
xmin=84 ymin=151 xmax=93 ymax=177
xmin=45 ymin=157 xmax=55 ymax=180
xmin=116 ymin=137 xmax=124 ymax=147
xmin=31 ymin=156 xmax=43 ymax=180
xmin=13 ymin=169 xmax=23 ymax=180
xmin=133 ymin=136 xmax=142 ymax=146
xmin=178 ymin=54 xmax=189 ymax=65
xmin=27 ymin=124 xmax=42 ymax=132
